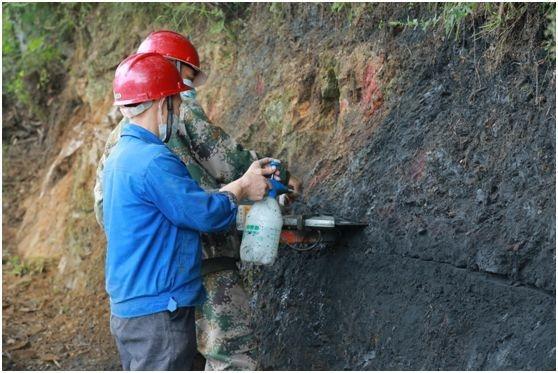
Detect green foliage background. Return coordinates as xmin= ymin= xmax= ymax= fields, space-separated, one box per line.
xmin=2 ymin=3 xmax=82 ymax=117
xmin=2 ymin=3 xmax=248 ymax=119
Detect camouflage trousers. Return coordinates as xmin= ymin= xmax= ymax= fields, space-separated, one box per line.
xmin=196 ymin=269 xmax=257 ymax=370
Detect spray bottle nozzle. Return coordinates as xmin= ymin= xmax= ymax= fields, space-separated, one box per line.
xmin=269 ymin=160 xmax=281 ymax=170
xmin=267 ymin=160 xmax=289 ymax=198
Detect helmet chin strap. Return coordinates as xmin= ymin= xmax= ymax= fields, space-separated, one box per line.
xmin=163 ymin=96 xmax=173 ymax=143
xmin=159 ymin=60 xmax=184 ymax=143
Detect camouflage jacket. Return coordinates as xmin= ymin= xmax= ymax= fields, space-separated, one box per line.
xmin=94 ymin=96 xmax=259 ymax=260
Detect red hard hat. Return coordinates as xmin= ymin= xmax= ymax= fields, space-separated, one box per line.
xmin=113 ymin=52 xmax=188 ymax=106
xmin=137 ymin=30 xmax=207 ymax=87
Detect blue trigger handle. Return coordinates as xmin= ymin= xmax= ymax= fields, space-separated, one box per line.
xmin=268 ymin=160 xmax=289 ymax=198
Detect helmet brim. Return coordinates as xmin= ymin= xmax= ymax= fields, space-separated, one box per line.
xmin=193 ymin=70 xmax=208 ymax=87
xmin=175 ymin=60 xmax=207 ymax=87
xmin=114 ymin=81 xmax=189 ymax=106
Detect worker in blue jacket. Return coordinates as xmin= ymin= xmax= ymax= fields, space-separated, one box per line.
xmin=103 ymin=52 xmax=278 ymax=370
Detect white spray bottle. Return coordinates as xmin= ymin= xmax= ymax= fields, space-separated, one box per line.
xmin=240 ymin=161 xmax=289 ymax=265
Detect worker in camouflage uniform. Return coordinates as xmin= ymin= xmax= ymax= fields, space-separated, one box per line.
xmin=94 ymin=30 xmax=302 ymax=370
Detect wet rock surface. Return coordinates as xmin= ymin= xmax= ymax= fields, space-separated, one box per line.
xmin=252 ymin=244 xmax=554 ymax=370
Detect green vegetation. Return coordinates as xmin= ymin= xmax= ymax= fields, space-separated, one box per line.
xmin=544 ymin=5 xmax=556 ymax=58
xmin=441 ymin=3 xmax=474 ymax=40
xmin=381 ymin=4 xmax=476 ymax=39
xmin=155 ymin=3 xmax=247 ymax=37
xmin=266 ymin=2 xmax=554 ymax=56
xmin=330 ymin=2 xmax=348 ymax=14
xmin=2 ymin=3 xmax=88 ymax=117
xmin=2 ymin=3 xmax=247 ymax=120
xmin=381 ymin=2 xmax=555 ymax=54
xmin=4 ymin=254 xmax=48 ymax=276
xmin=330 ymin=3 xmax=370 ymax=25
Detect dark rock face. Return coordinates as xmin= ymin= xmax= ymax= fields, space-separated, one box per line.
xmin=227 ymin=4 xmax=555 ymax=370
xmin=252 ymin=246 xmax=554 ymax=370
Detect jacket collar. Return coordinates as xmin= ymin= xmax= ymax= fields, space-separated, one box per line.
xmin=121 ymin=123 xmax=163 ymax=145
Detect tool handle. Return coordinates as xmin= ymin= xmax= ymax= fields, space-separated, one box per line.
xmin=268 ymin=160 xmax=289 ymax=198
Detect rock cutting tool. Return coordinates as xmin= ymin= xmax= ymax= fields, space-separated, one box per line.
xmin=237 ymin=211 xmax=367 ymax=249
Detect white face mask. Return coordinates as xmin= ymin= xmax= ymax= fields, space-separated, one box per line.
xmin=157 ymin=98 xmax=181 ymax=142
xmin=157 ymin=98 xmax=166 ymax=140
xmin=180 ymin=79 xmax=197 ymax=100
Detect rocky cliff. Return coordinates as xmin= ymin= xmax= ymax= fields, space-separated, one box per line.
xmin=2 ymin=3 xmax=555 ymax=370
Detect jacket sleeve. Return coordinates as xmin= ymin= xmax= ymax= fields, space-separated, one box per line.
xmin=180 ymin=100 xmax=292 ymax=186
xmin=93 ymin=119 xmax=126 ymax=229
xmin=179 ymin=100 xmax=257 ymax=184
xmin=144 ymin=152 xmax=237 ymax=233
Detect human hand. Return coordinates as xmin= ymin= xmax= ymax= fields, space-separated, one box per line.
xmin=239 ymin=158 xmax=280 ymax=201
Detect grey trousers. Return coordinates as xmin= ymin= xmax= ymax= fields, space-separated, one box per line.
xmin=110 ymin=307 xmax=197 ymax=371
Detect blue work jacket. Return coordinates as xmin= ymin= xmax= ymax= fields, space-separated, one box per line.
xmin=102 ymin=123 xmax=237 ymax=318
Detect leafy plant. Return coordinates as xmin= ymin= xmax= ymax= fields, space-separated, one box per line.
xmin=384 ymin=3 xmax=475 ymax=38
xmin=331 ymin=2 xmax=347 ymax=14
xmin=329 ymin=3 xmax=369 ymax=26
xmin=386 ymin=16 xmax=439 ymax=32
xmin=2 ymin=3 xmax=86 ymax=118
xmin=441 ymin=3 xmax=475 ymax=39
xmin=543 ymin=4 xmax=556 ymax=58
xmin=2 ymin=3 xmax=247 ymax=120
xmin=268 ymin=2 xmax=285 ymax=23
xmin=476 ymin=3 xmax=529 ymax=38
xmin=5 ymin=255 xmax=50 ymax=276
xmin=7 ymin=255 xmax=29 ymax=276
xmin=382 ymin=2 xmax=555 ymax=60
xmin=152 ymin=3 xmax=237 ymax=36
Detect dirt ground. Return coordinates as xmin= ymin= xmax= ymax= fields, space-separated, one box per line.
xmin=1 ymin=252 xmax=204 ymax=371
xmin=2 ymin=263 xmax=120 ymax=370
xmin=2 ymin=135 xmax=119 ymax=370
